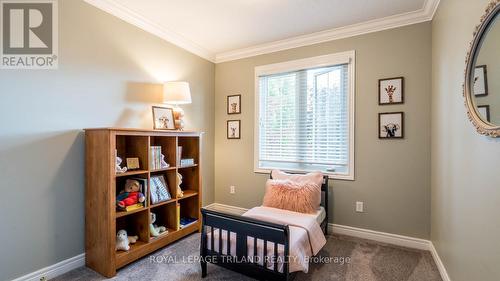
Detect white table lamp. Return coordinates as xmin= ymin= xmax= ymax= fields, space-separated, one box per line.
xmin=163 ymin=81 xmax=191 ymax=130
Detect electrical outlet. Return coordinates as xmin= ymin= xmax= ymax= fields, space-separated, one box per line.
xmin=356 ymin=201 xmax=364 ymax=213
xmin=230 ymin=186 xmax=236 ymax=194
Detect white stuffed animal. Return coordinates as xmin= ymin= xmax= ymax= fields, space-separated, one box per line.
xmin=115 ymin=155 xmax=127 ymax=174
xmin=160 ymin=154 xmax=170 ymax=169
xmin=116 ymin=229 xmax=130 ymax=251
xmin=150 ymin=212 xmax=167 ymax=237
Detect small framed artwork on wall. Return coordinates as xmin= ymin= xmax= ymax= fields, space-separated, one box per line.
xmin=473 ymin=65 xmax=488 ymax=97
xmin=227 ymin=94 xmax=241 ymax=114
xmin=379 ymin=112 xmax=404 ymax=139
xmin=477 ymin=105 xmax=490 ymax=122
xmin=227 ymin=120 xmax=241 ymax=139
xmin=379 ymin=77 xmax=404 ymax=105
xmin=152 ymin=106 xmax=176 ymax=130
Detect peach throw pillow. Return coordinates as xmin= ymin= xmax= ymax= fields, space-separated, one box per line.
xmin=262 ymin=179 xmax=319 ymax=214
xmin=270 ymin=170 xmax=323 ymax=208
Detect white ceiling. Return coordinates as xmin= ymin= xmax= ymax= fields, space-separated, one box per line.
xmin=85 ymin=0 xmax=440 ymax=62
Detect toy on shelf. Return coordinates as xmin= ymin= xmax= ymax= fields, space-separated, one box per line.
xmin=174 ymin=110 xmax=185 ymax=130
xmin=150 ymin=212 xmax=167 ymax=237
xmin=115 ymin=150 xmax=127 ymax=174
xmin=176 ymin=172 xmax=184 ymax=198
xmin=116 ymin=179 xmax=145 ymax=210
xmin=160 ymin=154 xmax=170 ymax=169
xmin=115 ymin=229 xmax=138 ymax=251
xmin=127 ymin=235 xmax=138 ymax=244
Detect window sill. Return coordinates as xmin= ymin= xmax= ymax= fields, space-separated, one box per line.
xmin=254 ymin=168 xmax=354 ymax=181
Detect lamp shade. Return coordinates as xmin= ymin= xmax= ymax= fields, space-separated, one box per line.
xmin=163 ymin=81 xmax=192 ymax=105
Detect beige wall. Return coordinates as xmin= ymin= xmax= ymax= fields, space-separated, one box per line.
xmin=0 ymin=1 xmax=214 ymax=280
xmin=215 ymin=23 xmax=432 ymax=239
xmin=431 ymin=0 xmax=500 ymax=280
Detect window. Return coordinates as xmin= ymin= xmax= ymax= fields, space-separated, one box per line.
xmin=254 ymin=51 xmax=355 ymax=180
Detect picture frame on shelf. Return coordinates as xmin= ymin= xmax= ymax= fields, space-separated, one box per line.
xmin=379 ymin=77 xmax=404 ymax=105
xmin=227 ymin=120 xmax=241 ymax=139
xmin=227 ymin=94 xmax=241 ymax=114
xmin=152 ymin=106 xmax=176 ymax=130
xmin=379 ymin=112 xmax=404 ymax=139
xmin=149 ymin=175 xmax=171 ymax=205
xmin=126 ymin=157 xmax=140 ymax=170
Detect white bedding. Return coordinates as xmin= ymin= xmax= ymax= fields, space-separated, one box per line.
xmin=206 ymin=206 xmax=326 ymax=273
xmin=311 ymin=206 xmax=326 ymax=224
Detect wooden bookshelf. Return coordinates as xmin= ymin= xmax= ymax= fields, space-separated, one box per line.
xmin=85 ymin=128 xmax=202 ymax=277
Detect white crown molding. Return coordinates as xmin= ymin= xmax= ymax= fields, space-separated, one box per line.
xmin=215 ymin=0 xmax=441 ymax=63
xmin=83 ymin=0 xmax=216 ymax=62
xmin=83 ymin=0 xmax=439 ymax=64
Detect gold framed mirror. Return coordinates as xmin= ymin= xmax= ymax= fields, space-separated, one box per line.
xmin=464 ymin=0 xmax=500 ymax=137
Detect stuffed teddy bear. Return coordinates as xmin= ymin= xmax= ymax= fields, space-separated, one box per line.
xmin=116 ymin=179 xmax=145 ymax=210
xmin=116 ymin=229 xmax=130 ymax=251
xmin=176 ymin=173 xmax=184 ymax=198
xmin=150 ymin=212 xmax=167 ymax=237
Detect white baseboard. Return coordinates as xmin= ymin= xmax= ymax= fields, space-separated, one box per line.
xmin=206 ymin=203 xmax=450 ymax=281
xmin=328 ymin=224 xmax=450 ymax=281
xmin=328 ymin=223 xmax=430 ymax=250
xmin=205 ymin=203 xmax=249 ymax=214
xmin=429 ymin=242 xmax=451 ymax=281
xmin=10 ymin=253 xmax=85 ymax=281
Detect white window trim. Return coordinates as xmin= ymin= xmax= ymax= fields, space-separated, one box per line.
xmin=254 ymin=50 xmax=355 ymax=180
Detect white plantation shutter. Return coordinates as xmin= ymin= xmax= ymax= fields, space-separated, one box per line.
xmin=255 ymin=52 xmax=354 ymax=178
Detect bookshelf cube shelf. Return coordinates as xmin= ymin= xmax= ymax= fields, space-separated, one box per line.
xmin=85 ymin=128 xmax=202 ymax=277
xmin=116 ymin=210 xmax=149 ymax=243
xmin=115 ymin=173 xmax=149 ymax=217
xmin=150 ymin=169 xmax=178 ymax=203
xmin=179 ymin=196 xmax=199 ymax=221
xmin=150 ymin=201 xmax=178 ymax=236
xmin=150 ymin=136 xmax=177 ymax=170
xmin=178 ymin=166 xmax=199 ymax=193
xmin=116 ymin=135 xmax=149 ymax=173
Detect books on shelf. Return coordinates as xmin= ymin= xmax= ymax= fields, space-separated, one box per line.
xmin=125 ymin=203 xmax=143 ymax=212
xmin=150 ymin=146 xmax=170 ymax=170
xmin=150 ymin=146 xmax=162 ymax=170
xmin=180 ymin=158 xmax=195 ymax=167
xmin=177 ymin=146 xmax=182 ymax=166
xmin=176 ymin=204 xmax=180 ymax=230
xmin=150 ymin=175 xmax=171 ymax=204
xmin=179 ymin=217 xmax=198 ymax=229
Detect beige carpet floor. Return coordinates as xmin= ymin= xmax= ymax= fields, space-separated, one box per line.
xmin=53 ymin=233 xmax=442 ymax=281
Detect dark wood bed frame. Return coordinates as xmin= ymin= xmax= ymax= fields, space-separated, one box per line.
xmin=200 ymin=174 xmax=329 ymax=280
